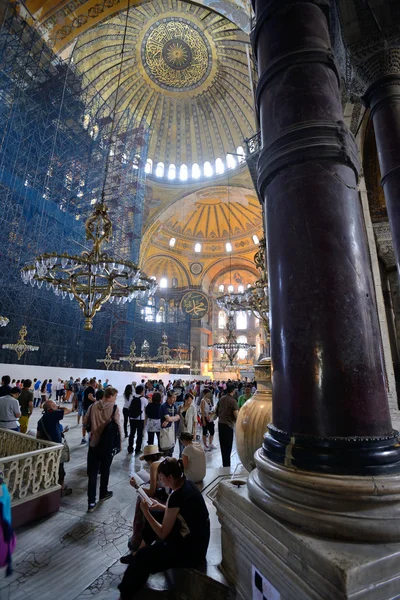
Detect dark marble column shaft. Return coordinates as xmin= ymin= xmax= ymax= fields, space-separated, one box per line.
xmin=363 ymin=72 xmax=400 ymax=278
xmin=252 ymin=0 xmax=400 ymax=474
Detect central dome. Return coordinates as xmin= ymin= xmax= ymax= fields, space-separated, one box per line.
xmin=143 ymin=18 xmax=212 ymax=92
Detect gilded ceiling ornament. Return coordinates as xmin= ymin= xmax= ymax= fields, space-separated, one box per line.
xmin=142 ymin=18 xmax=212 ymax=91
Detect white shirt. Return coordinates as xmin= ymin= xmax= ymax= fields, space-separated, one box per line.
xmin=123 ymin=393 xmax=133 ymax=410
xmin=130 ymin=395 xmax=148 ymax=420
xmin=183 ymin=443 xmax=206 ymax=483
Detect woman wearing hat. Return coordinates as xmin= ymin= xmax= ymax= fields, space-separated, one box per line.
xmin=123 ymin=445 xmax=165 ymax=559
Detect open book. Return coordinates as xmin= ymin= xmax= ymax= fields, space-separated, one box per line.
xmin=137 ymin=486 xmax=154 ymax=507
xmin=130 ymin=469 xmax=151 ymax=485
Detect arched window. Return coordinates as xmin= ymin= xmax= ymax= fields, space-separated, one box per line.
xmin=226 ymin=153 xmax=236 ymax=169
xmin=172 ymin=278 xmax=178 ymax=288
xmin=237 ymin=335 xmax=248 ymax=359
xmin=156 ymin=162 xmax=164 ymax=177
xmin=218 ymin=311 xmax=226 ymax=329
xmin=228 ymin=285 xmax=234 ymax=293
xmin=226 ymin=242 xmax=232 ymax=253
xmin=238 ymin=285 xmax=244 ymax=293
xmin=218 ymin=335 xmax=226 ymax=356
xmin=145 ymin=158 xmax=153 ymax=174
xmin=252 ymin=234 xmax=259 ymax=245
xmin=192 ymin=163 xmax=201 ymax=179
xmin=159 ymin=277 xmax=168 ymax=289
xmin=237 ymin=146 xmax=245 ymax=163
xmin=204 ymin=161 xmax=213 ymax=177
xmin=142 ymin=297 xmax=154 ymax=322
xmin=168 ymin=164 xmax=176 ymax=180
xmin=236 ymin=311 xmax=247 ymax=330
xmin=218 ymin=284 xmax=224 ymax=293
xmin=194 ymin=242 xmax=202 ymax=253
xmin=180 ymin=164 xmax=188 ymax=181
xmin=169 ymin=238 xmax=176 ymax=248
xmin=215 ymin=158 xmax=225 ymax=174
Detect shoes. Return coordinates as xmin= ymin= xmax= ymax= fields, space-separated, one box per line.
xmin=135 ymin=450 xmax=141 ymax=455
xmin=61 ymin=486 xmax=72 ymax=497
xmin=80 ymin=438 xmax=87 ymax=444
xmin=209 ymin=444 xmax=217 ymax=450
xmin=100 ymin=491 xmax=113 ymax=501
xmin=87 ymin=503 xmax=97 ymax=513
xmin=120 ymin=553 xmax=134 ymax=565
xmin=127 ymin=449 xmax=133 ymax=454
xmin=203 ymin=445 xmax=210 ymax=452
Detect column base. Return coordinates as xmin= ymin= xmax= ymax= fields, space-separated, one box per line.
xmin=248 ymin=449 xmax=400 ymax=542
xmin=215 ymin=479 xmax=400 ymax=600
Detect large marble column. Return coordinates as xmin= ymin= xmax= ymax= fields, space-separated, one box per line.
xmin=362 ymin=50 xmax=400 ymax=277
xmin=246 ymin=0 xmax=400 ymax=542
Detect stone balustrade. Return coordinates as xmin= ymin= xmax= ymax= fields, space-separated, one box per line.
xmin=0 ymin=428 xmax=63 ymax=507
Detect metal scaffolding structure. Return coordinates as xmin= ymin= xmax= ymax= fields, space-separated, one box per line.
xmin=0 ymin=4 xmax=149 ymax=368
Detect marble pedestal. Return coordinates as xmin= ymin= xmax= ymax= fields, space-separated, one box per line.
xmin=214 ymin=480 xmax=400 ymax=600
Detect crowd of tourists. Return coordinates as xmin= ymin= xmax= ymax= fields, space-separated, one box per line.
xmin=0 ymin=373 xmax=256 ymax=597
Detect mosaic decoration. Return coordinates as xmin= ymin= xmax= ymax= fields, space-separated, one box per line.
xmin=142 ymin=18 xmax=212 ymax=92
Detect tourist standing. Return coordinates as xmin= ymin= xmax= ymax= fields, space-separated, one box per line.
xmin=77 ymin=379 xmax=87 ymax=426
xmin=215 ymin=382 xmax=238 ymax=467
xmin=18 ymin=379 xmax=34 ymax=433
xmin=237 ymin=384 xmax=252 ymax=409
xmin=122 ymin=384 xmax=133 ymax=439
xmin=33 ymin=378 xmax=41 ymax=408
xmin=200 ymin=390 xmax=216 ymax=451
xmin=81 ymin=378 xmax=96 ymax=444
xmin=83 ymin=386 xmax=121 ymax=512
xmin=0 ymin=387 xmax=21 ymax=431
xmin=0 ymin=376 xmax=12 ymax=398
xmin=159 ymin=390 xmax=180 ymax=457
xmin=145 ymin=391 xmax=161 ymax=446
xmin=55 ymin=378 xmax=63 ymax=401
xmin=127 ymin=385 xmax=148 ymax=455
xmin=40 ymin=380 xmax=47 ymax=407
xmin=46 ymin=379 xmax=53 ymax=400
xmin=178 ymin=393 xmax=197 ymax=457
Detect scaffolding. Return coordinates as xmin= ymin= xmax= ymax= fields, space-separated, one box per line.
xmin=0 ymin=4 xmax=148 ymax=368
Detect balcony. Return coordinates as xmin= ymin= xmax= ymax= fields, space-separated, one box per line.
xmin=0 ymin=428 xmax=63 ymax=528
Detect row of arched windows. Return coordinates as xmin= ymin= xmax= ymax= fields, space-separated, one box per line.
xmin=144 ymin=147 xmax=246 ymax=180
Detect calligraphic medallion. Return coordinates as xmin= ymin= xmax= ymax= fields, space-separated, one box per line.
xmin=181 ymin=291 xmax=209 ymax=320
xmin=142 ymin=18 xmax=212 ymax=91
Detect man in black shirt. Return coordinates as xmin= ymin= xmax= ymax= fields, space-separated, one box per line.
xmin=0 ymin=375 xmax=12 ymax=398
xmin=82 ymin=378 xmax=96 ymax=444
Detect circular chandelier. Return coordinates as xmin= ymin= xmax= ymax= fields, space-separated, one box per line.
xmin=0 ymin=316 xmax=9 ymax=327
xmin=2 ymin=325 xmax=39 ymax=360
xmin=136 ymin=333 xmax=190 ymax=370
xmin=209 ymin=314 xmax=255 ymax=367
xmin=21 ymin=203 xmax=157 ymax=330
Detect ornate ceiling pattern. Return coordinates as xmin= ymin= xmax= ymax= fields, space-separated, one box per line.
xmin=68 ymin=0 xmax=255 ymax=166
xmin=22 ymin=0 xmax=250 ymax=51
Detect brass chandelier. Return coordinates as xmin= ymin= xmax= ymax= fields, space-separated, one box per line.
xmin=2 ymin=325 xmax=39 ymax=360
xmin=209 ymin=314 xmax=255 ymax=367
xmin=136 ymin=333 xmax=190 ymax=370
xmin=120 ymin=341 xmax=139 ymax=370
xmin=21 ymin=203 xmax=156 ymax=330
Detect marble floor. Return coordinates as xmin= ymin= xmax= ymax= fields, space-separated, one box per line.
xmin=1 ymin=399 xmax=241 ymax=600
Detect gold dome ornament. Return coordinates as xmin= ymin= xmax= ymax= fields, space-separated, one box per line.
xmin=21 ymin=203 xmax=157 ymax=331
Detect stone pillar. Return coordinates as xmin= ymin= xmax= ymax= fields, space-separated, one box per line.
xmin=362 ymin=50 xmax=400 ymax=276
xmin=251 ymin=0 xmax=400 ymax=476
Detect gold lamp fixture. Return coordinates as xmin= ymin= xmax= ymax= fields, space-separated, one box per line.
xmin=2 ymin=325 xmax=39 ymax=360
xmin=119 ymin=341 xmax=138 ymax=370
xmin=96 ymin=345 xmax=119 ymax=370
xmin=21 ymin=203 xmax=156 ymax=331
xmin=136 ymin=333 xmax=190 ymax=370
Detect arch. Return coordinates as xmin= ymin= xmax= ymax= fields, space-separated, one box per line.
xmin=142 ymin=254 xmax=191 ymax=288
xmin=180 ymin=164 xmax=188 ymax=181
xmin=168 ymin=164 xmax=176 ymax=180
xmin=194 ymin=242 xmax=202 ymax=253
xmin=155 ymin=162 xmax=164 ymax=177
xmin=218 ymin=311 xmax=226 ymax=329
xmin=204 ymin=161 xmax=213 ymax=177
xmin=237 ymin=146 xmax=245 ymax=163
xmin=237 ymin=334 xmax=248 ymax=359
xmin=236 ymin=311 xmax=247 ymax=330
xmin=215 ymin=158 xmax=225 ymax=175
xmin=226 ymin=153 xmax=236 ymax=169
xmin=192 ymin=163 xmax=201 ymax=179
xmin=145 ymin=158 xmax=153 ymax=174
xmin=159 ymin=277 xmax=168 ymax=288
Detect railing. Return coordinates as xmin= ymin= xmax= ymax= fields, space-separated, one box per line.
xmin=245 ymin=131 xmax=261 ymax=156
xmin=0 ymin=429 xmax=63 ymax=504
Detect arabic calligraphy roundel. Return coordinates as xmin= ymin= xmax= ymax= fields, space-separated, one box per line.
xmin=142 ymin=18 xmax=212 ymax=92
xmin=180 ymin=291 xmax=209 ymax=320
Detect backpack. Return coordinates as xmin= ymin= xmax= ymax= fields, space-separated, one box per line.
xmin=0 ymin=483 xmax=16 ymax=576
xmin=96 ymin=405 xmax=120 ymax=458
xmin=128 ymin=395 xmax=143 ymax=419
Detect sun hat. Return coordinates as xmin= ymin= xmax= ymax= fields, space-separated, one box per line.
xmin=139 ymin=445 xmax=160 ymax=461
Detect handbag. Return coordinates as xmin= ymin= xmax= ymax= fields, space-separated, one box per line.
xmin=61 ymin=437 xmax=70 ymax=463
xmin=160 ymin=424 xmax=175 ymax=450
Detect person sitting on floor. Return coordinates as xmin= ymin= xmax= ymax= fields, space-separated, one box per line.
xmin=118 ymin=458 xmax=210 ymax=599
xmin=121 ymin=445 xmax=167 ymax=560
xmin=180 ymin=432 xmax=206 ymax=483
